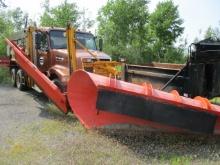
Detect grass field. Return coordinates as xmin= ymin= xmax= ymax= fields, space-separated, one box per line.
xmin=0 ymin=68 xmax=10 ymax=84
xmin=1 ymin=103 xmax=220 ymax=165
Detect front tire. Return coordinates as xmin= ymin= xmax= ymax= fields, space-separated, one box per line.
xmin=52 ymin=78 xmax=66 ymax=93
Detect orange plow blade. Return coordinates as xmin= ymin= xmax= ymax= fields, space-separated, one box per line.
xmin=67 ymin=70 xmax=220 ymax=135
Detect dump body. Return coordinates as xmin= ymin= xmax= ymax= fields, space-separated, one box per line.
xmin=125 ymin=39 xmax=220 ymax=99
xmin=125 ymin=63 xmax=183 ymax=91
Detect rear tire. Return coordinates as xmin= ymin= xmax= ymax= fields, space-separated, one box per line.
xmin=16 ymin=69 xmax=27 ymax=91
xmin=10 ymin=68 xmax=17 ymax=87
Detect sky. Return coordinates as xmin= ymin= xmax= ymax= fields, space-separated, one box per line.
xmin=4 ymin=0 xmax=220 ymax=44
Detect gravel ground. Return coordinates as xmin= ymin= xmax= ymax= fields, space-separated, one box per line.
xmin=1 ymin=84 xmax=220 ymax=164
xmin=0 ymin=85 xmax=47 ymax=145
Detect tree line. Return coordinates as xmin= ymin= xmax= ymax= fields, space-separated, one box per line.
xmin=97 ymin=0 xmax=185 ymax=64
xmin=0 ymin=0 xmax=219 ymax=64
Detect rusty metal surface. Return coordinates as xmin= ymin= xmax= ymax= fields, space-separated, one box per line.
xmin=126 ymin=64 xmax=180 ymax=74
xmin=125 ymin=64 xmax=182 ymax=91
xmin=148 ymin=62 xmax=184 ymax=69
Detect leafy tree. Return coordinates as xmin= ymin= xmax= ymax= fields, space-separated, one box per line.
xmin=40 ymin=0 xmax=94 ymax=30
xmin=164 ymin=38 xmax=187 ymax=63
xmin=0 ymin=0 xmax=7 ymax=8
xmin=98 ymin=0 xmax=185 ymax=64
xmin=0 ymin=11 xmax=14 ymax=56
xmin=149 ymin=0 xmax=184 ymax=62
xmin=40 ymin=1 xmax=53 ymax=26
xmin=40 ymin=0 xmax=80 ymax=28
xmin=8 ymin=7 xmax=27 ymax=31
xmin=204 ymin=26 xmax=220 ymax=39
xmin=0 ymin=7 xmax=26 ymax=55
xmin=40 ymin=0 xmax=54 ymax=26
xmin=97 ymin=0 xmax=150 ymax=63
xmin=80 ymin=8 xmax=94 ymax=31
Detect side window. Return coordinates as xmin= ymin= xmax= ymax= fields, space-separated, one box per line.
xmin=36 ymin=32 xmax=48 ymax=51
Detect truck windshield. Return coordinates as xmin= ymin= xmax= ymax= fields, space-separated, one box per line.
xmin=49 ymin=30 xmax=97 ymax=50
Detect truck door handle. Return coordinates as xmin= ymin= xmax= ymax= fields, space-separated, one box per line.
xmin=56 ymin=57 xmax=64 ymax=61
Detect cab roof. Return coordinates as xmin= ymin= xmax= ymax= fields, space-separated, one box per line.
xmin=34 ymin=27 xmax=93 ymax=35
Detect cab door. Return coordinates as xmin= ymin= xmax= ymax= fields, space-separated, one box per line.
xmin=35 ymin=32 xmax=50 ymax=73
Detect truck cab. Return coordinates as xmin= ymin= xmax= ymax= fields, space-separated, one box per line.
xmin=9 ymin=27 xmax=112 ymax=92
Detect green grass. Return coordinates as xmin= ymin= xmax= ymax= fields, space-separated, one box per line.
xmin=0 ymin=68 xmax=11 ymax=84
xmin=159 ymin=154 xmax=192 ymax=165
xmin=1 ymin=103 xmax=220 ymax=164
xmin=0 ymin=104 xmax=144 ymax=164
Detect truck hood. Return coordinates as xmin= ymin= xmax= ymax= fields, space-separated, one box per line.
xmin=53 ymin=49 xmax=111 ymax=60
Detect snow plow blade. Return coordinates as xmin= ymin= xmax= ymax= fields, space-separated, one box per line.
xmin=67 ymin=70 xmax=220 ymax=135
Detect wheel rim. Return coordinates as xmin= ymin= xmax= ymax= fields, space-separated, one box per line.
xmin=11 ymin=69 xmax=17 ymax=87
xmin=11 ymin=69 xmax=15 ymax=82
xmin=16 ymin=73 xmax=21 ymax=88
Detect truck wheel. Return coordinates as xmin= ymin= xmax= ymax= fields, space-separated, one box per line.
xmin=16 ymin=69 xmax=27 ymax=91
xmin=10 ymin=68 xmax=17 ymax=87
xmin=52 ymin=79 xmax=65 ymax=93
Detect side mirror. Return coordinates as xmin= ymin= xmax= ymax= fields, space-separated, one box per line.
xmin=35 ymin=33 xmax=41 ymax=49
xmin=99 ymin=38 xmax=103 ymax=51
